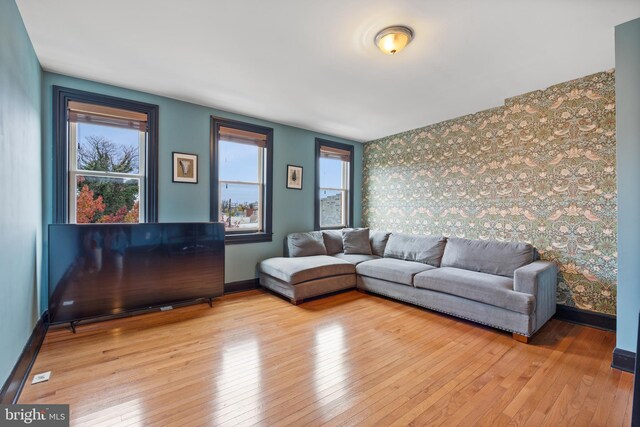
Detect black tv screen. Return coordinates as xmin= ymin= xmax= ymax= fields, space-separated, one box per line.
xmin=48 ymin=222 xmax=225 ymax=324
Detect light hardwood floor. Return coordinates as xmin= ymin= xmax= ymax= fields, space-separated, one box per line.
xmin=20 ymin=290 xmax=633 ymax=426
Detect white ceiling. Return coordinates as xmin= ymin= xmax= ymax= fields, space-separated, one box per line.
xmin=16 ymin=0 xmax=640 ymax=142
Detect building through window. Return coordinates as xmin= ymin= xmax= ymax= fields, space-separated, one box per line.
xmin=315 ymin=139 xmax=354 ymax=230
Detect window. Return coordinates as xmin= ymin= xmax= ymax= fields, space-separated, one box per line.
xmin=211 ymin=116 xmax=273 ymax=244
xmin=315 ymin=139 xmax=354 ymax=230
xmin=54 ymin=87 xmax=158 ymax=224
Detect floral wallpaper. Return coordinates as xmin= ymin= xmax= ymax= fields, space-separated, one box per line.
xmin=363 ymin=71 xmax=617 ymax=314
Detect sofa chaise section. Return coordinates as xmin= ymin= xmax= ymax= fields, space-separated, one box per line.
xmin=260 ymin=255 xmax=356 ymax=304
xmin=258 ymin=231 xmax=368 ymax=304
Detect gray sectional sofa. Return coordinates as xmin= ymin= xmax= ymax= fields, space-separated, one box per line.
xmin=259 ymin=229 xmax=558 ymax=341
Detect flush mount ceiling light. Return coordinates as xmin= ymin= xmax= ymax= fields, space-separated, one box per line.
xmin=374 ymin=25 xmax=414 ymax=55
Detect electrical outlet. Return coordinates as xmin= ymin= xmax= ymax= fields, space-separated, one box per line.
xmin=160 ymin=306 xmax=173 ymax=311
xmin=32 ymin=371 xmax=51 ymax=384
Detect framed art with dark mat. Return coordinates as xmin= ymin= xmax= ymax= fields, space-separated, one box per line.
xmin=286 ymin=164 xmax=303 ymax=190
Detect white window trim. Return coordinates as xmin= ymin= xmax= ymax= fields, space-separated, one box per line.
xmin=68 ymin=122 xmax=146 ymax=223
xmin=218 ymin=141 xmax=265 ymax=232
xmin=319 ymin=161 xmax=350 ymax=229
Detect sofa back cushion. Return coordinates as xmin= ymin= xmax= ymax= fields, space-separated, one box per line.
xmin=369 ymin=231 xmax=391 ymax=256
xmin=440 ymin=237 xmax=534 ymax=277
xmin=322 ymin=230 xmax=344 ymax=255
xmin=383 ymin=233 xmax=447 ymax=267
xmin=342 ymin=228 xmax=372 ymax=255
xmin=287 ymin=231 xmax=327 ymax=257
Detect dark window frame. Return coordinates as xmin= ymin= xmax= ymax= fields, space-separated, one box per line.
xmin=210 ymin=116 xmax=273 ymax=245
xmin=53 ymin=86 xmax=159 ymax=224
xmin=314 ymin=138 xmax=354 ymax=231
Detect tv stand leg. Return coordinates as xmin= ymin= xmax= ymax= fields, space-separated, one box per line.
xmin=208 ymin=298 xmax=213 ymax=308
xmin=70 ymin=321 xmax=79 ymax=334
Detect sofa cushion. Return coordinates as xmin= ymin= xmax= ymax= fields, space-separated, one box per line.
xmin=259 ymin=255 xmax=354 ymax=285
xmin=332 ymin=253 xmax=381 ymax=265
xmin=322 ymin=230 xmax=344 ymax=255
xmin=413 ymin=267 xmax=534 ymax=314
xmin=287 ymin=231 xmax=327 ymax=257
xmin=357 ymin=258 xmax=436 ymax=286
xmin=369 ymin=231 xmax=391 ymax=256
xmin=383 ymin=233 xmax=447 ymax=267
xmin=342 ymin=228 xmax=372 ymax=255
xmin=440 ymin=237 xmax=534 ymax=278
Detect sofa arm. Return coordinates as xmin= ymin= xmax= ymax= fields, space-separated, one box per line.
xmin=514 ymin=260 xmax=558 ymax=334
xmin=514 ymin=261 xmax=557 ymax=295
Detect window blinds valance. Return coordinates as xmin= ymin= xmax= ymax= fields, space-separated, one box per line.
xmin=319 ymin=145 xmax=351 ymax=162
xmin=68 ymin=101 xmax=148 ymax=131
xmin=218 ymin=126 xmax=267 ymax=148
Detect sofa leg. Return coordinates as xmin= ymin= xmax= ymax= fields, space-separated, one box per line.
xmin=512 ymin=333 xmax=530 ymax=343
xmin=290 ymin=298 xmax=299 ymax=305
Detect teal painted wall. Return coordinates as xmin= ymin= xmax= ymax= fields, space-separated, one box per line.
xmin=0 ymin=0 xmax=43 ymax=386
xmin=615 ymin=17 xmax=640 ymax=352
xmin=41 ymin=73 xmax=362 ymax=311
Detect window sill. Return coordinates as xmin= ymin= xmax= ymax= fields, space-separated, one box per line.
xmin=225 ymin=232 xmax=273 ymax=245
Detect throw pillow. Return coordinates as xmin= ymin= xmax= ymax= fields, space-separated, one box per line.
xmin=322 ymin=230 xmax=344 ymax=255
xmin=369 ymin=230 xmax=391 ymax=256
xmin=287 ymin=231 xmax=327 ymax=257
xmin=342 ymin=228 xmax=372 ymax=255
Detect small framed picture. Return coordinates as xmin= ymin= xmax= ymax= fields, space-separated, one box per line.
xmin=173 ymin=152 xmax=198 ymax=184
xmin=286 ymin=165 xmax=303 ymax=190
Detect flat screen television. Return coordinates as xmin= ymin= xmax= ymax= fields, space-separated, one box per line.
xmin=48 ymin=222 xmax=225 ymax=325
